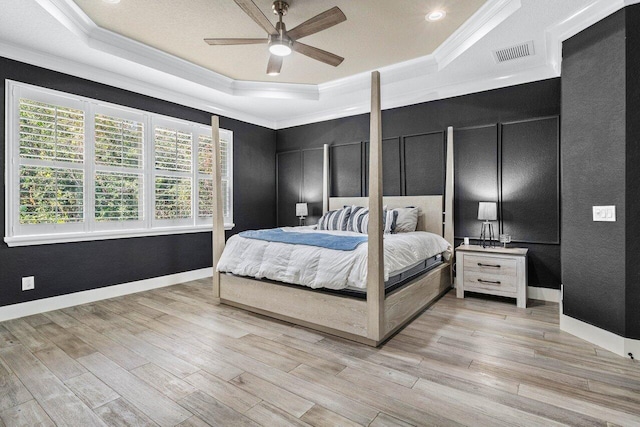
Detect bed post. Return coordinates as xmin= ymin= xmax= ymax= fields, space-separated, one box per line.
xmin=322 ymin=143 xmax=330 ymax=214
xmin=444 ymin=126 xmax=455 ymax=286
xmin=212 ymin=115 xmax=224 ymax=304
xmin=367 ymin=71 xmax=384 ymax=342
xmin=444 ymin=126 xmax=454 ymax=246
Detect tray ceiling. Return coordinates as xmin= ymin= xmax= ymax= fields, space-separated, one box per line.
xmin=72 ymin=0 xmax=486 ymax=84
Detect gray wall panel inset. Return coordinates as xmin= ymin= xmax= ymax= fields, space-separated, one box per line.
xmin=277 ymin=151 xmax=302 ymax=226
xmin=330 ymin=143 xmax=363 ymax=197
xmin=403 ymin=132 xmax=445 ymax=196
xmin=501 ymin=117 xmax=559 ymax=244
xmin=302 ymin=148 xmax=324 ymax=224
xmin=364 ymin=138 xmax=402 ymax=196
xmin=454 ymin=125 xmax=499 ymax=240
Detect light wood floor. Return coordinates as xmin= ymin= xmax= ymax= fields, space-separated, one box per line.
xmin=0 ymin=280 xmax=639 ymax=427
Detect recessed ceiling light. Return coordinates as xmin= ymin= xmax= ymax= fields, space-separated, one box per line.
xmin=267 ymin=70 xmax=280 ymax=76
xmin=102 ymin=0 xmax=121 ymax=4
xmin=426 ymin=10 xmax=446 ymax=21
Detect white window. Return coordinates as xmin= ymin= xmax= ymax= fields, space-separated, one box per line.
xmin=5 ymin=81 xmax=234 ymax=246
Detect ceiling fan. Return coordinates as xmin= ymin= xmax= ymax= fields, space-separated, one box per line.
xmin=204 ymin=0 xmax=347 ymax=75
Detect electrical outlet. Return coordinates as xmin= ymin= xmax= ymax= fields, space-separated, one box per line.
xmin=22 ymin=276 xmax=34 ymax=291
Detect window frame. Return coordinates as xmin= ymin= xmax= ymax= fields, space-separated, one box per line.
xmin=4 ymin=80 xmax=234 ymax=247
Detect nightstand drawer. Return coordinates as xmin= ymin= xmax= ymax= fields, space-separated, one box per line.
xmin=463 ymin=255 xmax=517 ymax=278
xmin=463 ymin=271 xmax=517 ymax=293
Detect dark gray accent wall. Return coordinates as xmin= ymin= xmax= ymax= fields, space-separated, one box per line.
xmin=277 ymin=79 xmax=562 ymax=289
xmin=562 ymin=5 xmax=640 ymax=340
xmin=625 ymin=5 xmax=640 ymax=340
xmin=0 ymin=57 xmax=276 ymax=308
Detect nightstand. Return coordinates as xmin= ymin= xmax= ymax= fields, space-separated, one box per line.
xmin=455 ymin=245 xmax=528 ymax=308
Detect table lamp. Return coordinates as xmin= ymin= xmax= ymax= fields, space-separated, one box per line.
xmin=478 ymin=202 xmax=497 ymax=248
xmin=296 ymin=203 xmax=308 ymax=226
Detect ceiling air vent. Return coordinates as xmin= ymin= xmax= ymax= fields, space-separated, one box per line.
xmin=493 ymin=41 xmax=535 ymax=63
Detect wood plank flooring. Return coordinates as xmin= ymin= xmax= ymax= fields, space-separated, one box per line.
xmin=1 ymin=279 xmax=639 ymax=426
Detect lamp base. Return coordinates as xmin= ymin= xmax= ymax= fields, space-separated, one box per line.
xmin=480 ymin=221 xmax=495 ymax=248
xmin=298 ymin=216 xmax=306 ymax=226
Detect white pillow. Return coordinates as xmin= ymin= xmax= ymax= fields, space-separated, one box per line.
xmin=393 ymin=207 xmax=419 ymax=233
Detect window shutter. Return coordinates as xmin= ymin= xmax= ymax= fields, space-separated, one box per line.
xmin=19 ymin=165 xmax=84 ymax=224
xmin=197 ymin=133 xmax=231 ymax=221
xmin=95 ymin=172 xmax=142 ymax=222
xmin=155 ymin=177 xmax=192 ymax=220
xmin=19 ymin=99 xmax=84 ymax=163
xmin=95 ymin=113 xmax=143 ymax=168
xmin=155 ymin=127 xmax=192 ymax=172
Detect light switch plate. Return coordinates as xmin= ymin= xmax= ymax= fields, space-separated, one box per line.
xmin=593 ymin=206 xmax=616 ymax=222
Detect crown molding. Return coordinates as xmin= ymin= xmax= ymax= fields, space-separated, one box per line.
xmin=545 ymin=0 xmax=640 ymax=74
xmin=275 ymin=63 xmax=557 ymax=129
xmin=434 ymin=0 xmax=522 ymax=70
xmin=0 ymin=40 xmax=276 ymax=129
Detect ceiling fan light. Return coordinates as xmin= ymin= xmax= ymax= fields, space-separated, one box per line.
xmin=269 ymin=42 xmax=292 ymax=57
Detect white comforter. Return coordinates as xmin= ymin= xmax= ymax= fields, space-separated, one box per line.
xmin=217 ymin=227 xmax=451 ymax=290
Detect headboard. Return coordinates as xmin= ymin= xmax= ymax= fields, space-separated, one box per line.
xmin=329 ymin=195 xmax=444 ymax=236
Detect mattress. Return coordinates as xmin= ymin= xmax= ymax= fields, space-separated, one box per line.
xmin=317 ymin=253 xmax=444 ymax=299
xmin=217 ymin=226 xmax=451 ymax=291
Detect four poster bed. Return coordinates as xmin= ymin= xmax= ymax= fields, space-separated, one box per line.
xmin=210 ymin=71 xmax=454 ymax=346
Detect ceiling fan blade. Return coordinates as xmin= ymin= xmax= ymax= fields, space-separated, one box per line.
xmin=292 ymin=41 xmax=344 ymax=67
xmin=204 ymin=38 xmax=267 ymax=45
xmin=287 ymin=6 xmax=346 ymax=40
xmin=266 ymin=55 xmax=283 ymax=75
xmin=233 ymin=0 xmax=278 ymax=35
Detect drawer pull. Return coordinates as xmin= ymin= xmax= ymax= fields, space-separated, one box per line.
xmin=477 ymin=279 xmax=501 ymax=285
xmin=477 ymin=263 xmax=501 ymax=268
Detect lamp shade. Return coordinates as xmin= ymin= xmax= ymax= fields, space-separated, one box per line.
xmin=296 ymin=203 xmax=308 ymax=217
xmin=477 ymin=202 xmax=497 ymax=221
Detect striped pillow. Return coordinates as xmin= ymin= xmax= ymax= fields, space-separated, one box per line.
xmin=348 ymin=206 xmax=398 ymax=234
xmin=317 ymin=206 xmax=352 ymax=231
xmin=348 ymin=206 xmax=369 ymax=233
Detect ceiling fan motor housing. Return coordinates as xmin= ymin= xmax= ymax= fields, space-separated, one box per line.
xmin=272 ymin=1 xmax=289 ymax=16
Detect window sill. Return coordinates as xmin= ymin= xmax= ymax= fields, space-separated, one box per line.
xmin=4 ymin=223 xmax=235 ymax=247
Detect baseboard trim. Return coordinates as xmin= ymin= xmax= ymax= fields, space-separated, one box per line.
xmin=527 ymin=286 xmax=560 ymax=303
xmin=0 ymin=268 xmax=212 ymax=322
xmin=560 ymin=311 xmax=639 ymax=358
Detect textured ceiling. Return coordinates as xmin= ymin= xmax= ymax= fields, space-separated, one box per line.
xmin=72 ymin=0 xmax=487 ymax=84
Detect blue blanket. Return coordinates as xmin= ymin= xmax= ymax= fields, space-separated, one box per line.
xmin=239 ymin=228 xmax=367 ymax=251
